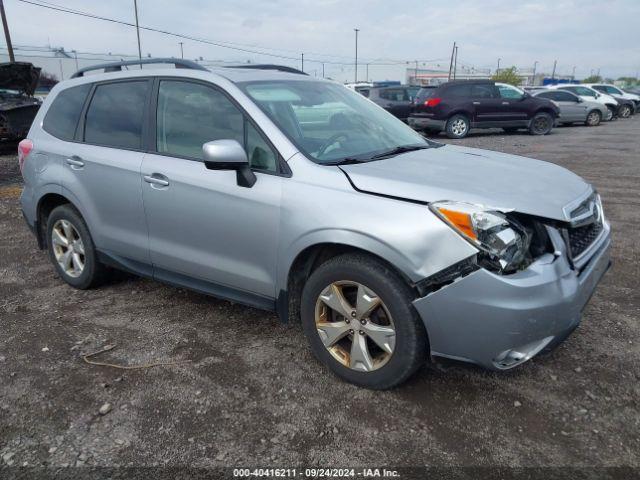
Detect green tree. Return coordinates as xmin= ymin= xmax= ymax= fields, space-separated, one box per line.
xmin=582 ymin=75 xmax=602 ymax=83
xmin=491 ymin=66 xmax=521 ymax=86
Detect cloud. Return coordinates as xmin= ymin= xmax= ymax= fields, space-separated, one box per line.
xmin=5 ymin=0 xmax=639 ymax=81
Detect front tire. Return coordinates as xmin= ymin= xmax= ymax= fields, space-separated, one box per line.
xmin=445 ymin=114 xmax=470 ymax=139
xmin=529 ymin=112 xmax=553 ymax=135
xmin=585 ymin=110 xmax=602 ymax=126
xmin=46 ymin=205 xmax=106 ymax=289
xmin=300 ymin=254 xmax=428 ymax=389
xmin=605 ymin=106 xmax=615 ymax=121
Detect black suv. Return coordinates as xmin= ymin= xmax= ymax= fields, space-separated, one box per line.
xmin=408 ymin=80 xmax=560 ymax=138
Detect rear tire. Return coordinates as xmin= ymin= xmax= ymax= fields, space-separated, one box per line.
xmin=585 ymin=110 xmax=602 ymax=126
xmin=618 ymin=104 xmax=632 ymax=118
xmin=46 ymin=205 xmax=106 ymax=289
xmin=445 ymin=114 xmax=470 ymax=139
xmin=300 ymin=254 xmax=428 ymax=389
xmin=529 ymin=112 xmax=553 ymax=135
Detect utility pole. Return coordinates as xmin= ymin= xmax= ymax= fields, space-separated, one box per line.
xmin=447 ymin=41 xmax=456 ymax=81
xmin=354 ymin=28 xmax=359 ymax=83
xmin=72 ymin=50 xmax=79 ymax=70
xmin=301 ymin=53 xmax=304 ymax=72
xmin=322 ymin=63 xmax=325 ymax=78
xmin=453 ymin=46 xmax=458 ymax=80
xmin=551 ymin=59 xmax=557 ymax=79
xmin=133 ymin=0 xmax=142 ymax=68
xmin=179 ymin=42 xmax=184 ymax=59
xmin=496 ymin=58 xmax=501 ymax=75
xmin=532 ymin=60 xmax=538 ymax=85
xmin=366 ymin=63 xmax=369 ymax=82
xmin=0 ymin=0 xmax=15 ymax=62
xmin=414 ymin=60 xmax=418 ymax=85
xmin=571 ymin=65 xmax=576 ymax=80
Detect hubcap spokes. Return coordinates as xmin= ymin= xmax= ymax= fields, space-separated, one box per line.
xmin=452 ymin=119 xmax=466 ymax=136
xmin=52 ymin=219 xmax=85 ymax=278
xmin=315 ymin=281 xmax=396 ymax=372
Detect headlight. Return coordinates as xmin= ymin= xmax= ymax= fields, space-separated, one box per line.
xmin=430 ymin=201 xmax=531 ymax=273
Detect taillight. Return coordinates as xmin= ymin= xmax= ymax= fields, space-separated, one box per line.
xmin=18 ymin=139 xmax=33 ymax=174
xmin=424 ymin=98 xmax=442 ymax=107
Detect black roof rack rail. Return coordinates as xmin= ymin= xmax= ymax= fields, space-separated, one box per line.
xmin=70 ymin=58 xmax=209 ymax=78
xmin=227 ymin=64 xmax=308 ymax=75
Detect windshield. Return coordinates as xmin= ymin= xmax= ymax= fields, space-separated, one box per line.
xmin=239 ymin=80 xmax=431 ymax=164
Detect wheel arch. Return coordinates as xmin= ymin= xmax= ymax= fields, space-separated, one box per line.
xmin=280 ymin=241 xmax=417 ymax=324
xmin=35 ymin=192 xmax=74 ymax=249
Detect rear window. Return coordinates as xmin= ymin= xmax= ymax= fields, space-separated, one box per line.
xmin=42 ymin=84 xmax=91 ymax=141
xmin=84 ymin=81 xmax=149 ymax=150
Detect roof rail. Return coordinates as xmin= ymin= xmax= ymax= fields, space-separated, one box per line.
xmin=227 ymin=64 xmax=308 ymax=76
xmin=70 ymin=58 xmax=209 ymax=78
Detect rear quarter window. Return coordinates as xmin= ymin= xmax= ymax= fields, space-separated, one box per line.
xmin=42 ymin=84 xmax=91 ymax=141
xmin=444 ymin=84 xmax=472 ymax=97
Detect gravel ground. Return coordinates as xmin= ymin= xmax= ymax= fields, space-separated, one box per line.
xmin=0 ymin=118 xmax=639 ymax=477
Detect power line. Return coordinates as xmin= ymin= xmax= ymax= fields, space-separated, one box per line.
xmin=14 ymin=0 xmax=450 ymax=67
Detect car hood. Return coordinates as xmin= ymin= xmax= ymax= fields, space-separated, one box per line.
xmin=0 ymin=62 xmax=41 ymax=96
xmin=340 ymin=145 xmax=591 ymax=222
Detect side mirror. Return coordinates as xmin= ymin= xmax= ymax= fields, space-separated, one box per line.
xmin=576 ymin=97 xmax=584 ymax=103
xmin=202 ymin=140 xmax=256 ymax=188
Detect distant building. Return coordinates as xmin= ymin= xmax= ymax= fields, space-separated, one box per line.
xmin=406 ymin=66 xmax=491 ymax=86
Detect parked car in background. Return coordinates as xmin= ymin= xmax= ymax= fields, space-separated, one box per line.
xmin=532 ymin=89 xmax=606 ymax=126
xmin=366 ymin=85 xmax=418 ymax=121
xmin=0 ymin=62 xmax=42 ymax=141
xmin=409 ymin=80 xmax=560 ymax=138
xmin=586 ymin=83 xmax=640 ymax=113
xmin=549 ymin=84 xmax=618 ymax=121
xmin=586 ymin=86 xmax=637 ymax=118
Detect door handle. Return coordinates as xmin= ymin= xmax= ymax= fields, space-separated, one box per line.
xmin=66 ymin=157 xmax=84 ymax=169
xmin=472 ymin=101 xmax=481 ymax=105
xmin=144 ymin=174 xmax=170 ymax=187
xmin=501 ymin=101 xmax=510 ymax=105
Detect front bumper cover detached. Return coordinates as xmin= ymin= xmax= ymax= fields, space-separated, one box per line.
xmin=412 ymin=231 xmax=611 ymax=370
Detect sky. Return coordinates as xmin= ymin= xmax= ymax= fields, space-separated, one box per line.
xmin=3 ymin=0 xmax=639 ymax=82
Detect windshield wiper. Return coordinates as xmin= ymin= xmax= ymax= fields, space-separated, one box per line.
xmin=370 ymin=144 xmax=430 ymax=160
xmin=325 ymin=157 xmax=370 ymax=166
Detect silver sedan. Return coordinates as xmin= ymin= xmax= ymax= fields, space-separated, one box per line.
xmin=533 ymin=89 xmax=607 ymax=126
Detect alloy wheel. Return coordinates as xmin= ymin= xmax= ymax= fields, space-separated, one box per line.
xmin=605 ymin=108 xmax=614 ymax=121
xmin=451 ymin=119 xmax=467 ymax=137
xmin=587 ymin=111 xmax=600 ymax=126
xmin=619 ymin=105 xmax=631 ymax=118
xmin=314 ymin=281 xmax=396 ymax=372
xmin=51 ymin=219 xmax=85 ymax=278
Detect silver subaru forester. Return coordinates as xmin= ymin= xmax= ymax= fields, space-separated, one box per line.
xmin=19 ymin=59 xmax=611 ymax=389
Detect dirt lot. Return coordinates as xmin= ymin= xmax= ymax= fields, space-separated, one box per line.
xmin=1 ymin=118 xmax=639 ymax=476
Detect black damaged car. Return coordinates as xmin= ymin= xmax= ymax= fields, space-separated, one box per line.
xmin=0 ymin=62 xmax=41 ymax=142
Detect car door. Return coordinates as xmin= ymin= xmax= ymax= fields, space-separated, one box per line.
xmin=495 ymin=83 xmax=530 ymax=123
xmin=469 ymin=83 xmax=501 ymax=124
xmin=141 ymin=79 xmax=283 ymax=299
xmin=553 ymin=90 xmax=587 ymax=122
xmin=64 ymin=79 xmax=152 ymax=264
xmin=378 ymin=88 xmax=409 ymax=119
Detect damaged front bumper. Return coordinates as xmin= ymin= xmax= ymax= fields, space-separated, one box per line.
xmin=413 ymin=229 xmax=611 ymax=370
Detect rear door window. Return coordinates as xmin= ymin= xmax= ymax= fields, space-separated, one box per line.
xmin=43 ymin=84 xmax=91 ymax=141
xmin=84 ymin=81 xmax=149 ymax=150
xmin=445 ymin=84 xmax=472 ymax=97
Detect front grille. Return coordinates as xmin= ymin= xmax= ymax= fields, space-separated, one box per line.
xmin=567 ymin=220 xmax=603 ymax=258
